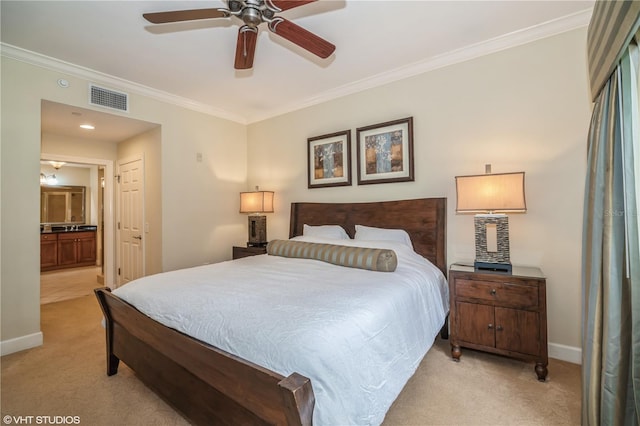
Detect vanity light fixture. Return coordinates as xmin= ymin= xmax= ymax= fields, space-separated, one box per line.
xmin=40 ymin=173 xmax=58 ymax=185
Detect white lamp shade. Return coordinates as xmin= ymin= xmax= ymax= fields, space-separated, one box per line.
xmin=455 ymin=172 xmax=526 ymax=213
xmin=239 ymin=191 xmax=274 ymax=214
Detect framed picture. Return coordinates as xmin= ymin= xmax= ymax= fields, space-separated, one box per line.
xmin=356 ymin=117 xmax=414 ymax=185
xmin=308 ymin=130 xmax=352 ymax=188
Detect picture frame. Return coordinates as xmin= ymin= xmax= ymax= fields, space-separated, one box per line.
xmin=308 ymin=130 xmax=352 ymax=189
xmin=356 ymin=117 xmax=414 ymax=185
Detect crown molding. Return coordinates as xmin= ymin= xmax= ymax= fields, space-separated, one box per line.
xmin=0 ymin=43 xmax=248 ymax=124
xmin=247 ymin=8 xmax=593 ymax=124
xmin=1 ymin=8 xmax=591 ymax=125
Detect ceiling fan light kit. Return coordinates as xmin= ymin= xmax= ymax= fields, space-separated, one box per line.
xmin=143 ymin=0 xmax=335 ymax=70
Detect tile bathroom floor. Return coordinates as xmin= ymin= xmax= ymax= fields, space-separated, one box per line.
xmin=41 ymin=266 xmax=102 ymax=304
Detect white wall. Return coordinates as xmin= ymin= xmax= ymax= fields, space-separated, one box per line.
xmin=0 ymin=56 xmax=247 ymax=354
xmin=247 ymin=28 xmax=591 ymax=357
xmin=156 ymin=107 xmax=249 ymax=270
xmin=41 ymin=132 xmax=119 ymax=161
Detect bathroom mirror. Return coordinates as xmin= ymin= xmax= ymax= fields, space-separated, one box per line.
xmin=40 ymin=185 xmax=86 ymax=224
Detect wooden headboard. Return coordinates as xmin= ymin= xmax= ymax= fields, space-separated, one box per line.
xmin=289 ymin=198 xmax=447 ymax=275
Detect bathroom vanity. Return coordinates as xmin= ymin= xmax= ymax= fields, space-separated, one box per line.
xmin=40 ymin=185 xmax=97 ymax=271
xmin=40 ymin=227 xmax=97 ymax=271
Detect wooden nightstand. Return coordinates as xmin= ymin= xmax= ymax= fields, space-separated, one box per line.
xmin=449 ymin=263 xmax=548 ymax=381
xmin=232 ymin=245 xmax=267 ymax=260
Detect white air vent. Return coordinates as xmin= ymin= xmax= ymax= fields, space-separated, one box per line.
xmin=89 ymin=84 xmax=129 ymax=112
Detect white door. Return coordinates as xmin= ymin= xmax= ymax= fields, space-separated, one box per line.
xmin=117 ymin=155 xmax=144 ymax=286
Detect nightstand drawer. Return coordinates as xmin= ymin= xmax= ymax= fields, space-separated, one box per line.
xmin=455 ymin=279 xmax=538 ymax=310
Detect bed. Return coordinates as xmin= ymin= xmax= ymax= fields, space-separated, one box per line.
xmin=95 ymin=197 xmax=447 ymax=425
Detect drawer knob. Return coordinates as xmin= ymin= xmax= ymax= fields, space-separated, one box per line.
xmin=488 ymin=323 xmax=494 ymax=329
xmin=496 ymin=325 xmax=504 ymax=331
xmin=490 ymin=289 xmax=497 ymax=296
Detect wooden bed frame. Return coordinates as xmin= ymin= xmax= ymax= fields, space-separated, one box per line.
xmin=95 ymin=197 xmax=446 ymax=425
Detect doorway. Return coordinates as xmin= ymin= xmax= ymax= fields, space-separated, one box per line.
xmin=39 ymin=154 xmax=115 ymax=302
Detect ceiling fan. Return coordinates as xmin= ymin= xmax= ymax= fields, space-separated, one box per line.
xmin=143 ymin=0 xmax=336 ymax=70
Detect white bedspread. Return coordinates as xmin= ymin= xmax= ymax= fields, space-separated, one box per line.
xmin=113 ymin=236 xmax=448 ymax=426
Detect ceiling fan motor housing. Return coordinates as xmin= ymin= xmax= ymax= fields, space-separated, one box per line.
xmin=231 ymin=0 xmax=267 ymax=28
xmin=242 ymin=6 xmax=262 ymax=27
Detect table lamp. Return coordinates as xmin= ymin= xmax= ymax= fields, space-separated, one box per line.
xmin=455 ymin=165 xmax=526 ymax=272
xmin=239 ymin=187 xmax=274 ymax=247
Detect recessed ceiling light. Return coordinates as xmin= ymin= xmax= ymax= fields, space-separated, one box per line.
xmin=80 ymin=124 xmax=95 ymax=130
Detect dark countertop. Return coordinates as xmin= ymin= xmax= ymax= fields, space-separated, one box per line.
xmin=41 ymin=225 xmax=98 ymax=234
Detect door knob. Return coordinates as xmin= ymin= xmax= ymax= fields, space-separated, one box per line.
xmin=132 ymin=235 xmax=142 ymax=240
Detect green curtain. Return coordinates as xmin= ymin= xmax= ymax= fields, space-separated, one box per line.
xmin=582 ymin=33 xmax=640 ymax=425
xmin=587 ymin=1 xmax=640 ymax=101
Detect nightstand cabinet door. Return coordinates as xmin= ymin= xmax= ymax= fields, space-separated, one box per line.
xmin=495 ymin=307 xmax=540 ymax=356
xmin=456 ymin=302 xmax=495 ymax=347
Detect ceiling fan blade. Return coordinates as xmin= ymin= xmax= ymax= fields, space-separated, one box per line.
xmin=268 ymin=18 xmax=335 ymax=59
xmin=266 ymin=0 xmax=318 ymax=12
xmin=234 ymin=26 xmax=258 ymax=70
xmin=143 ymin=8 xmax=228 ymax=24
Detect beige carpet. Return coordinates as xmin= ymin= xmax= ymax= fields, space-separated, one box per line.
xmin=1 ymin=295 xmax=581 ymax=425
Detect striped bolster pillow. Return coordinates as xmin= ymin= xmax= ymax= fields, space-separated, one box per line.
xmin=267 ymin=240 xmax=397 ymax=272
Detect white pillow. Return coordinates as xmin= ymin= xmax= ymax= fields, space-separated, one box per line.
xmin=354 ymin=224 xmax=413 ymax=248
xmin=303 ymin=224 xmax=350 ymax=240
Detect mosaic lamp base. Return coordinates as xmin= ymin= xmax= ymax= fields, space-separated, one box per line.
xmin=474 ymin=214 xmax=512 ymax=273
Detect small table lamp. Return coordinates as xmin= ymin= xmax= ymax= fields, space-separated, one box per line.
xmin=455 ymin=166 xmax=526 ymax=272
xmin=239 ymin=188 xmax=274 ymax=247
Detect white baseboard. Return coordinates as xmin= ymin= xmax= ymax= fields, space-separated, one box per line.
xmin=0 ymin=332 xmax=43 ymax=356
xmin=549 ymin=342 xmax=581 ymax=364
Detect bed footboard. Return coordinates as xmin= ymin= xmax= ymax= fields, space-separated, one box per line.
xmin=94 ymin=287 xmax=314 ymax=426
